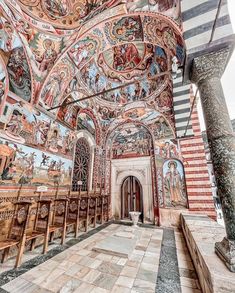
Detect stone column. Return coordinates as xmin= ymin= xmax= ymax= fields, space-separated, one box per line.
xmin=190 ymin=48 xmax=235 ymax=272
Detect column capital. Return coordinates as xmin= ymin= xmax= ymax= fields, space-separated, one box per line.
xmin=190 ymin=47 xmax=230 ymax=84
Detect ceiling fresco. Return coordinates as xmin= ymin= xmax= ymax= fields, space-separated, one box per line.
xmin=5 ymin=0 xmax=181 ymax=33
xmin=0 ymin=1 xmax=184 ymax=152
xmin=36 ymin=12 xmax=184 ymax=115
xmin=0 ymin=56 xmax=7 ymax=113
xmin=0 ymin=11 xmax=33 ymax=103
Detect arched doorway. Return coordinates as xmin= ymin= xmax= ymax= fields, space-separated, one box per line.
xmin=121 ymin=176 xmax=143 ymax=222
xmin=72 ymin=137 xmax=90 ymax=191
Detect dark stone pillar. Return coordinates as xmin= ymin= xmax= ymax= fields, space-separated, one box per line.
xmin=190 ymin=48 xmax=235 ymax=272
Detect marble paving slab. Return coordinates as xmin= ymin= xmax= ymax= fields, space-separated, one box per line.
xmin=92 ymin=235 xmax=137 ymax=258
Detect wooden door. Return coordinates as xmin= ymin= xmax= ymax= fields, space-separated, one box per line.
xmin=121 ymin=176 xmax=143 ymax=221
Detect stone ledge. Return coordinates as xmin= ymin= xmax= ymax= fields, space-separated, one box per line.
xmin=181 ymin=214 xmax=235 ymax=293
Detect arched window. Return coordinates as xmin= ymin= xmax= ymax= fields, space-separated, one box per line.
xmin=72 ymin=138 xmax=90 ymax=191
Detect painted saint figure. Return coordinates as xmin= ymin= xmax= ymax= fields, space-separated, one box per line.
xmin=43 ymin=71 xmax=65 ymax=108
xmin=164 ymin=160 xmax=187 ymax=207
xmin=34 ymin=39 xmax=57 ymax=72
xmin=43 ymin=0 xmax=69 ymax=19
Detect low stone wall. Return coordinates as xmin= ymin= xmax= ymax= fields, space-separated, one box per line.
xmin=181 ymin=214 xmax=235 ymax=293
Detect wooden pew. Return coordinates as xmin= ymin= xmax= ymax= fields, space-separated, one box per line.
xmin=79 ymin=197 xmax=89 ymax=232
xmin=96 ymin=195 xmax=103 ymax=225
xmin=27 ymin=199 xmax=52 ymax=254
xmin=48 ymin=198 xmax=69 ymax=248
xmin=66 ymin=193 xmax=80 ymax=238
xmin=103 ymin=195 xmax=109 ymax=222
xmin=0 ymin=201 xmax=32 ymax=268
xmin=88 ymin=196 xmax=97 ymax=228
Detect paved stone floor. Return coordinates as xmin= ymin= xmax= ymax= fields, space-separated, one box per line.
xmin=0 ymin=223 xmax=202 ymax=293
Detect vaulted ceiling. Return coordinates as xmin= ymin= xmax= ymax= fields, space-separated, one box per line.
xmin=1 ymin=0 xmax=233 ymax=142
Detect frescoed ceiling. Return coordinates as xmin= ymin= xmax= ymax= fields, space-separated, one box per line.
xmin=4 ymin=0 xmax=181 ymax=32
xmin=0 ymin=0 xmax=184 ymax=145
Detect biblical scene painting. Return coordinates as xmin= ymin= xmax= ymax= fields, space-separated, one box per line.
xmin=69 ymin=37 xmax=98 ymax=69
xmin=163 ymin=159 xmax=187 ymax=208
xmin=7 ymin=47 xmax=32 ymax=103
xmin=0 ymin=14 xmax=22 ymax=52
xmin=0 ymin=59 xmax=6 ymax=111
xmin=78 ymin=21 xmax=170 ymax=105
xmin=18 ymin=0 xmax=122 ymax=29
xmin=57 ymin=95 xmax=81 ymax=129
xmin=111 ymin=124 xmax=151 ymax=159
xmin=104 ymin=16 xmax=144 ymax=45
xmin=0 ymin=99 xmax=76 ymax=159
xmin=126 ymin=0 xmax=181 ymax=23
xmin=39 ymin=56 xmax=77 ymax=110
xmin=98 ymin=43 xmax=167 ymax=81
xmin=29 ymin=34 xmax=63 ymax=78
xmin=77 ymin=112 xmax=96 ymax=138
xmin=0 ymin=14 xmax=32 ymax=102
xmin=0 ymin=138 xmax=72 ymax=187
xmin=155 ymin=139 xmax=178 ymax=159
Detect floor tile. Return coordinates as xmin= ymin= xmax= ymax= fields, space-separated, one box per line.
xmin=93 ymin=273 xmax=118 ymax=290
xmin=115 ymin=276 xmax=135 ymax=288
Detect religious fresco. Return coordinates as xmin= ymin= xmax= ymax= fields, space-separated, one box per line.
xmin=143 ymin=16 xmax=185 ymax=65
xmin=105 ymin=105 xmax=174 ymax=139
xmin=57 ymin=94 xmax=81 ymax=129
xmin=111 ymin=124 xmax=151 ymax=159
xmin=38 ymin=13 xmax=184 ymax=110
xmin=16 ymin=0 xmax=122 ymax=30
xmin=29 ymin=34 xmax=62 ymax=76
xmin=0 ymin=138 xmax=72 ymax=187
xmin=39 ymin=57 xmax=77 ymax=110
xmin=163 ymin=159 xmax=187 ymax=208
xmin=0 ymin=14 xmax=22 ymax=52
xmin=0 ymin=99 xmax=76 ymax=159
xmin=7 ymin=47 xmax=32 ymax=102
xmin=0 ymin=12 xmax=33 ymax=103
xmin=104 ymin=16 xmax=144 ymax=45
xmin=77 ymin=112 xmax=96 ymax=137
xmin=150 ymin=115 xmax=174 ymax=139
xmin=69 ymin=37 xmax=99 ymax=69
xmin=0 ymin=1 xmax=187 ymax=213
xmin=155 ymin=139 xmax=178 ymax=159
xmin=0 ymin=58 xmax=7 ymax=112
xmin=81 ymin=60 xmax=168 ymax=105
xmin=98 ymin=43 xmax=167 ymax=81
xmin=153 ymin=85 xmax=173 ymax=111
xmin=126 ymin=0 xmax=181 ymax=23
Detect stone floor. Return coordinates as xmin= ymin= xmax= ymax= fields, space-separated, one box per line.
xmin=0 ymin=223 xmax=202 ymax=293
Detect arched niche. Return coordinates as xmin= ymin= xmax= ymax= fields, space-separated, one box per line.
xmin=72 ymin=130 xmax=96 ymax=192
xmin=111 ymin=159 xmax=154 ymax=223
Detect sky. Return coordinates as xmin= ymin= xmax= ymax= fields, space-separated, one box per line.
xmin=197 ymin=0 xmax=235 ymax=131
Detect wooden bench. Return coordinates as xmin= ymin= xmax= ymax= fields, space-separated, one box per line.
xmin=27 ymin=199 xmax=52 ymax=254
xmin=48 ymin=198 xmax=69 ymax=248
xmin=103 ymin=195 xmax=109 ymax=222
xmin=0 ymin=201 xmax=32 ymax=268
xmin=79 ymin=197 xmax=89 ymax=232
xmin=66 ymin=196 xmax=80 ymax=238
xmin=96 ymin=195 xmax=104 ymax=224
xmin=88 ymin=196 xmax=97 ymax=228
